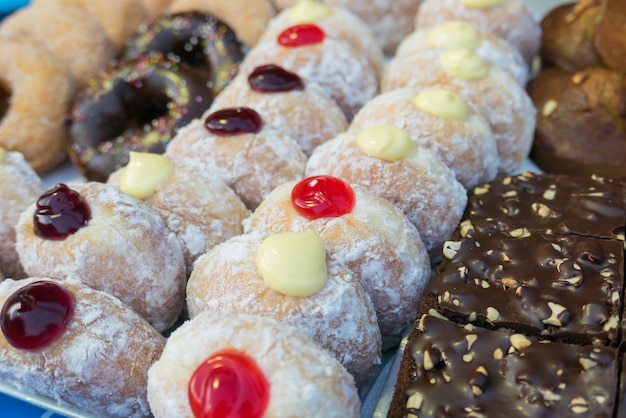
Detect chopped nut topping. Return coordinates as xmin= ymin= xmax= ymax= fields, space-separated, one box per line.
xmin=466 ymin=334 xmax=478 ymax=351
xmin=463 ymin=353 xmax=475 ymax=363
xmin=473 ymin=185 xmax=490 ymax=195
xmin=500 ymin=278 xmax=518 ymax=288
xmin=493 ymin=348 xmax=503 ymax=360
xmin=531 ymin=202 xmax=552 ymax=218
xmin=542 ymin=186 xmax=557 ymax=200
xmin=443 ymin=240 xmax=461 ymax=260
xmin=407 ymin=392 xmax=424 ymax=410
xmin=509 ymin=227 xmax=531 ymax=238
xmin=569 ymin=397 xmax=589 ymax=414
xmin=542 ymin=302 xmax=568 ymax=326
xmin=542 ymin=99 xmax=558 ymax=117
xmin=510 ymin=334 xmax=532 ymax=350
xmin=579 ymin=357 xmax=598 ymax=370
xmin=423 ymin=350 xmax=434 ymax=371
xmin=486 ymin=307 xmax=500 ymax=322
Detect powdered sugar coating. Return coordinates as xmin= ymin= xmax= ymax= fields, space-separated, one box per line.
xmin=15 ymin=182 xmax=186 ymax=332
xmin=0 ymin=277 xmax=165 ymax=417
xmin=148 ymin=311 xmax=361 ymax=417
xmin=166 ymin=118 xmax=306 ymax=209
xmin=245 ymin=182 xmax=431 ymax=346
xmin=415 ymin=0 xmax=541 ymax=64
xmin=239 ymin=35 xmax=379 ymax=121
xmin=186 ymin=231 xmax=382 ymax=384
xmin=382 ymin=57 xmax=536 ymax=173
xmin=306 ymin=132 xmax=466 ymax=259
xmin=209 ymin=73 xmax=348 ymax=156
xmin=350 ymin=87 xmax=498 ymax=188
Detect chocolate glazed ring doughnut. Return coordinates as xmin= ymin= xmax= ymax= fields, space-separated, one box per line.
xmin=69 ymin=52 xmax=215 ymax=182
xmin=123 ymin=11 xmax=247 ymax=96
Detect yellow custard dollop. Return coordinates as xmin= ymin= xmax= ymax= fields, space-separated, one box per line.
xmin=287 ymin=0 xmax=333 ymax=23
xmin=414 ymin=88 xmax=468 ymax=121
xmin=439 ymin=48 xmax=490 ymax=80
xmin=256 ymin=231 xmax=327 ymax=297
xmin=119 ymin=151 xmax=174 ymax=200
xmin=356 ymin=125 xmax=417 ymax=161
xmin=427 ymin=21 xmax=481 ymax=50
xmin=460 ymin=0 xmax=505 ymax=8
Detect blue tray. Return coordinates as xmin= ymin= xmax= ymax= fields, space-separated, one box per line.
xmin=0 ymin=0 xmax=29 ymax=14
xmin=0 ymin=392 xmax=67 ymax=418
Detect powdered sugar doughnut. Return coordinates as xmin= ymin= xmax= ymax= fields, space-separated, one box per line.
xmin=0 ymin=150 xmax=45 ymax=279
xmin=240 ymin=23 xmax=379 ymax=120
xmin=350 ymin=87 xmax=497 ymax=188
xmin=244 ymin=177 xmax=431 ymax=345
xmin=382 ymin=50 xmax=536 ymax=173
xmin=186 ymin=231 xmax=382 ymax=384
xmin=395 ymin=21 xmax=529 ymax=85
xmin=166 ymin=107 xmax=306 ymax=209
xmin=0 ymin=33 xmax=75 ymax=173
xmin=148 ymin=311 xmax=360 ymax=417
xmin=415 ymin=0 xmax=541 ymax=65
xmin=167 ymin=0 xmax=275 ymax=46
xmin=209 ymin=65 xmax=347 ymax=156
xmin=0 ymin=4 xmax=116 ymax=85
xmin=0 ymin=277 xmax=165 ymax=418
xmin=306 ymin=127 xmax=466 ymax=258
xmin=107 ymin=152 xmax=250 ymax=273
xmin=15 ymin=182 xmax=186 ymax=332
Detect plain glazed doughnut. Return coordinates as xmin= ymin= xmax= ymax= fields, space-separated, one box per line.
xmin=186 ymin=231 xmax=382 ymax=385
xmin=0 ymin=4 xmax=117 ymax=85
xmin=148 ymin=311 xmax=361 ymax=417
xmin=0 ymin=277 xmax=165 ymax=417
xmin=0 ymin=32 xmax=75 ymax=173
xmin=166 ymin=0 xmax=276 ymax=47
xmin=69 ymin=52 xmax=215 ymax=182
xmin=15 ymin=182 xmax=186 ymax=332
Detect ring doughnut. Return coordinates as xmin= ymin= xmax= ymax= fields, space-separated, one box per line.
xmin=68 ymin=52 xmax=215 ymax=182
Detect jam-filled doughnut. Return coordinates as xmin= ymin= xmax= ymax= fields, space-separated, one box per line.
xmin=209 ymin=65 xmax=348 ymax=156
xmin=186 ymin=230 xmax=382 ymax=385
xmin=69 ymin=52 xmax=215 ymax=182
xmin=15 ymin=182 xmax=186 ymax=332
xmin=123 ymin=11 xmax=247 ymax=97
xmin=0 ymin=32 xmax=75 ymax=173
xmin=0 ymin=277 xmax=165 ymax=418
xmin=148 ymin=311 xmax=361 ymax=417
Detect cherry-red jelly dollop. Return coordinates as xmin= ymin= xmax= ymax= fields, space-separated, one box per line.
xmin=248 ymin=64 xmax=304 ymax=93
xmin=291 ymin=175 xmax=356 ymax=220
xmin=33 ymin=184 xmax=91 ymax=240
xmin=277 ymin=24 xmax=325 ymax=47
xmin=204 ymin=107 xmax=263 ymax=136
xmin=0 ymin=281 xmax=74 ymax=350
xmin=188 ymin=349 xmax=270 ymax=418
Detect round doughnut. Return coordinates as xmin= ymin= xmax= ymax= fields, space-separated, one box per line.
xmin=68 ymin=52 xmax=215 ymax=183
xmin=0 ymin=33 xmax=75 ymax=173
xmin=0 ymin=149 xmax=45 ymax=279
xmin=148 ymin=311 xmax=361 ymax=417
xmin=306 ymin=127 xmax=467 ymax=259
xmin=107 ymin=152 xmax=250 ymax=273
xmin=32 ymin=0 xmax=149 ymax=52
xmin=382 ymin=50 xmax=536 ymax=173
xmin=186 ymin=230 xmax=382 ymax=385
xmin=0 ymin=4 xmax=117 ymax=85
xmin=141 ymin=0 xmax=172 ymax=16
xmin=244 ymin=177 xmax=431 ymax=346
xmin=123 ymin=11 xmax=247 ymax=97
xmin=0 ymin=277 xmax=165 ymax=418
xmin=15 ymin=181 xmax=186 ymax=332
xmin=415 ymin=0 xmax=541 ymax=65
xmin=208 ymin=65 xmax=348 ymax=156
xmin=394 ymin=21 xmax=529 ymax=85
xmin=166 ymin=0 xmax=276 ymax=47
xmin=166 ymin=107 xmax=307 ymax=209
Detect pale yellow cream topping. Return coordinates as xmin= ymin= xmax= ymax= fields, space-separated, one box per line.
xmin=427 ymin=21 xmax=481 ymax=50
xmin=0 ymin=147 xmax=6 ymax=162
xmin=256 ymin=231 xmax=327 ymax=297
xmin=414 ymin=88 xmax=468 ymax=121
xmin=460 ymin=0 xmax=505 ymax=8
xmin=439 ymin=48 xmax=489 ymax=80
xmin=356 ymin=125 xmax=417 ymax=161
xmin=287 ymin=0 xmax=333 ymax=23
xmin=119 ymin=151 xmax=174 ymax=200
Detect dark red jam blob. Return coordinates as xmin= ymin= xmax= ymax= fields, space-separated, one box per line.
xmin=0 ymin=281 xmax=74 ymax=350
xmin=188 ymin=349 xmax=270 ymax=418
xmin=291 ymin=175 xmax=356 ymax=220
xmin=248 ymin=64 xmax=305 ymax=93
xmin=204 ymin=107 xmax=263 ymax=136
xmin=277 ymin=24 xmax=326 ymax=47
xmin=33 ymin=184 xmax=91 ymax=240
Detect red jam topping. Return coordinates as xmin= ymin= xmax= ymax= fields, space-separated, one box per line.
xmin=248 ymin=64 xmax=304 ymax=93
xmin=33 ymin=184 xmax=91 ymax=240
xmin=188 ymin=349 xmax=270 ymax=418
xmin=291 ymin=175 xmax=356 ymax=220
xmin=204 ymin=107 xmax=263 ymax=136
xmin=0 ymin=281 xmax=74 ymax=350
xmin=277 ymin=24 xmax=325 ymax=47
